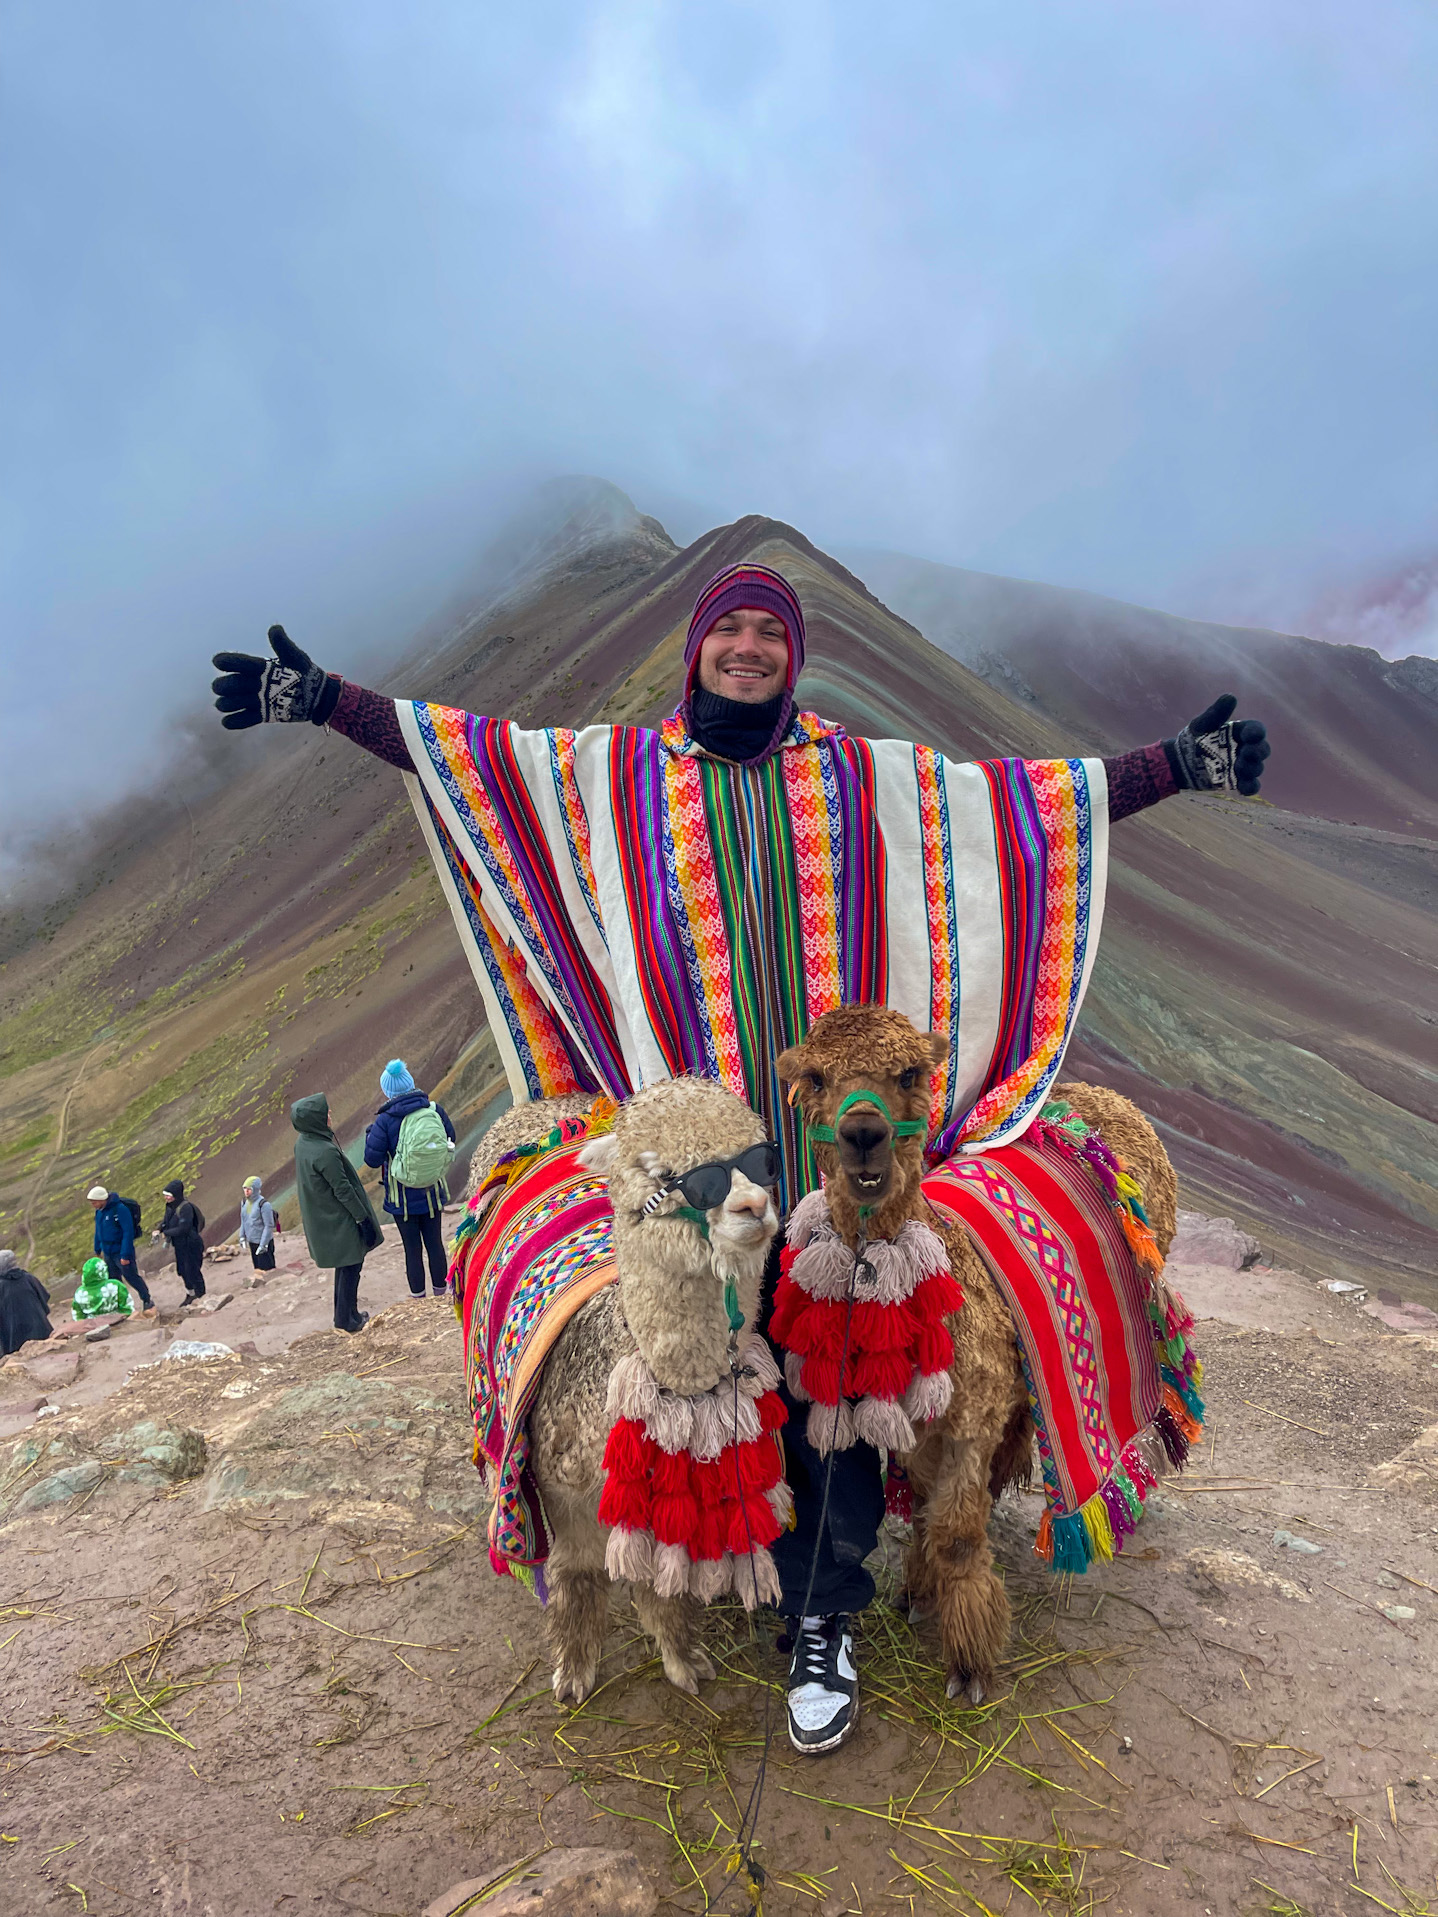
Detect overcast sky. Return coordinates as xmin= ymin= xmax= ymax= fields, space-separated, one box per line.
xmin=4 ymin=0 xmax=1438 ymax=865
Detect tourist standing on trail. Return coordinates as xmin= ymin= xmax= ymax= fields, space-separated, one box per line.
xmin=238 ymin=1176 xmax=280 ymax=1271
xmin=0 ymin=1250 xmax=52 ymax=1355
xmin=363 ymin=1059 xmax=456 ymax=1300
xmin=291 ymin=1095 xmax=383 ymax=1334
xmin=87 ymin=1186 xmax=154 ymax=1315
xmin=154 ymin=1180 xmax=207 ymax=1306
xmin=213 ymin=560 xmax=1271 ymax=1756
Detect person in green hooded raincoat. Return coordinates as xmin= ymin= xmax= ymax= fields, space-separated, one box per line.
xmin=71 ymin=1254 xmax=135 ymax=1321
xmin=291 ymin=1094 xmax=382 ymax=1334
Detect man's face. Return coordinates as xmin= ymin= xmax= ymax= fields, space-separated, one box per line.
xmin=696 ymin=607 xmax=790 ymax=704
xmin=89 ymin=1197 xmax=104 ymax=1212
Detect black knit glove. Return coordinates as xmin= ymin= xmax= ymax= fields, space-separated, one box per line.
xmin=1169 ymin=695 xmax=1271 ymax=797
xmin=211 ymin=626 xmax=341 ymax=729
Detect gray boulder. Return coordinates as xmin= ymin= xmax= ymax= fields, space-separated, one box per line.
xmin=4 ymin=1419 xmax=207 ymax=1515
xmin=1166 ymin=1210 xmax=1261 ymax=1271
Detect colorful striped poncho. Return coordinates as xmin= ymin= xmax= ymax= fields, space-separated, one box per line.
xmin=402 ymin=702 xmax=1108 ymax=1208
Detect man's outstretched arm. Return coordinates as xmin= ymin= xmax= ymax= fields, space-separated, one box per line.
xmin=1103 ymin=695 xmax=1270 ymax=821
xmin=214 ymin=631 xmax=1270 ymax=807
xmin=329 ymin=680 xmax=413 ymax=769
xmin=212 ymin=626 xmax=415 ymax=770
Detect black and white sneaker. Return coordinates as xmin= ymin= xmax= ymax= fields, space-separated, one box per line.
xmin=784 ymin=1614 xmax=858 ymax=1754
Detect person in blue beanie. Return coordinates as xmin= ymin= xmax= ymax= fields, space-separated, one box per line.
xmin=363 ymin=1060 xmax=457 ymax=1298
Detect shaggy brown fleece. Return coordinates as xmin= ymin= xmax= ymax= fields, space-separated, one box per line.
xmin=775 ymin=1005 xmax=1180 ymax=1703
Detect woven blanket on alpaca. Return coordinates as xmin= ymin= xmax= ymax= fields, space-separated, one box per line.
xmin=451 ymin=1140 xmax=617 ymax=1589
xmin=399 ymin=697 xmax=1110 ymax=1210
xmin=923 ymin=1132 xmax=1203 ymax=1573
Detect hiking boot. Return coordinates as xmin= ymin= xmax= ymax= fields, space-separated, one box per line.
xmin=339 ymin=1311 xmax=370 ymax=1336
xmin=784 ymin=1614 xmax=858 ymax=1755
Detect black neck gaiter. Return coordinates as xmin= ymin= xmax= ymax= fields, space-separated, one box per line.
xmin=688 ymin=687 xmax=788 ymax=764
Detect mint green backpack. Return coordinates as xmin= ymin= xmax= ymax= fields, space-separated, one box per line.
xmin=388 ymin=1102 xmax=454 ymax=1200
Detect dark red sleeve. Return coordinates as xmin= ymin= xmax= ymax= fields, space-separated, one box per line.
xmin=327 ymin=678 xmax=415 ymax=772
xmin=1103 ymin=741 xmax=1180 ymax=822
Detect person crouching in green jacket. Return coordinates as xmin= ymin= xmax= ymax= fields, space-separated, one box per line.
xmin=72 ymin=1254 xmax=135 ymax=1321
xmin=291 ymin=1094 xmax=383 ymax=1334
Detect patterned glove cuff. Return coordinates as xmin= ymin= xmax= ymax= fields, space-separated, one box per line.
xmin=1171 ymin=721 xmax=1237 ymax=792
xmin=258 ymin=657 xmax=327 ymax=724
xmin=311 ymin=673 xmax=342 ymax=726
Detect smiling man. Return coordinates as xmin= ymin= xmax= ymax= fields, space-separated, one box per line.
xmin=212 ymin=558 xmax=1268 ymax=1753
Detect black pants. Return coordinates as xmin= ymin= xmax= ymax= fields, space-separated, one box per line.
xmin=397 ymin=1212 xmax=448 ymax=1295
xmin=756 ymin=1238 xmax=885 ymax=1619
xmin=106 ymin=1253 xmax=152 ymax=1310
xmin=174 ymin=1240 xmax=206 ymax=1298
xmin=333 ymin=1262 xmax=364 ymax=1330
xmin=246 ymin=1239 xmax=276 ymax=1271
xmin=769 ymin=1371 xmax=886 ymax=1618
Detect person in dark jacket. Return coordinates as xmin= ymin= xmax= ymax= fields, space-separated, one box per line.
xmin=291 ymin=1094 xmax=382 ymax=1333
xmin=0 ymin=1250 xmax=52 ymax=1356
xmin=363 ymin=1060 xmax=457 ymax=1300
xmin=154 ymin=1180 xmax=207 ymax=1305
xmin=87 ymin=1185 xmax=154 ymax=1313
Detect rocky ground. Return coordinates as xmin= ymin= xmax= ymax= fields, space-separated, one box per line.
xmin=1 ymin=1219 xmax=1437 ymax=1916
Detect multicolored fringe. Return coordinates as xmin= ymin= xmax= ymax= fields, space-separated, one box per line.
xmin=1032 ymin=1099 xmax=1164 ymax=1277
xmin=448 ymin=1095 xmax=619 ymax=1316
xmin=450 ymin=1108 xmax=621 ymax=1588
xmin=1027 ymin=1101 xmax=1205 ymax=1574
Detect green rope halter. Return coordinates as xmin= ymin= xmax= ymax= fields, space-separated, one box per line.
xmin=803 ymin=1089 xmax=927 ymax=1147
xmin=649 ymin=1206 xmax=746 ymax=1332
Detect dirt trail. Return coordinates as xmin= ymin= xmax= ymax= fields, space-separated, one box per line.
xmin=20 ymin=1038 xmax=115 ymax=1264
xmin=1 ymin=1252 xmax=1436 ymax=1917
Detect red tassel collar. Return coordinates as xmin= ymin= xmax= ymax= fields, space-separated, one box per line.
xmin=768 ymin=1187 xmax=964 ymax=1455
xmin=598 ymin=1334 xmax=791 ymax=1609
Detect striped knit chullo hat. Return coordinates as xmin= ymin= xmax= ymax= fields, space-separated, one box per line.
xmin=681 ymin=563 xmax=807 ymax=762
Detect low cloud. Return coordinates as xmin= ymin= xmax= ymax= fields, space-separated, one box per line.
xmin=5 ymin=0 xmax=1437 ymax=853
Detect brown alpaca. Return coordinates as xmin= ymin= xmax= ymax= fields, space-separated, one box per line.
xmin=777 ymin=1005 xmax=1177 ymax=1704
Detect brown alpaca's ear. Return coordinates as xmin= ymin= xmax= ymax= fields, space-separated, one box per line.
xmin=775 ymin=1045 xmax=806 ymax=1086
xmin=924 ymin=1032 xmax=949 ymax=1070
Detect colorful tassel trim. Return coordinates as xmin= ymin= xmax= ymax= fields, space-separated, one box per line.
xmin=448 ymin=1095 xmax=619 ymax=1308
xmin=772 ymin=1190 xmax=963 ymax=1457
xmin=1032 ymin=1380 xmax=1206 ymax=1575
xmin=1035 ymin=1101 xmax=1165 ymax=1276
xmin=598 ymin=1335 xmax=791 ymax=1610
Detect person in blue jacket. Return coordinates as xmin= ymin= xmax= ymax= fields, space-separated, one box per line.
xmin=363 ymin=1061 xmax=456 ymax=1299
xmin=86 ymin=1185 xmax=155 ymax=1313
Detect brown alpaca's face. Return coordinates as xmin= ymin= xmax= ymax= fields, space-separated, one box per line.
xmin=777 ymin=1009 xmax=946 ymax=1214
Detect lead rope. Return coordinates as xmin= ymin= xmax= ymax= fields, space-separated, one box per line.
xmin=722 ymin=1229 xmax=868 ymax=1911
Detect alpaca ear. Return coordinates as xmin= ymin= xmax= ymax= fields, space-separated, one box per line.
xmin=775 ymin=1046 xmax=805 ymax=1085
xmin=924 ymin=1031 xmax=949 ymax=1069
xmin=577 ymin=1134 xmax=618 ymax=1174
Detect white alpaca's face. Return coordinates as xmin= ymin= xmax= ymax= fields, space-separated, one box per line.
xmin=579 ymin=1083 xmax=779 ymax=1275
xmin=578 ymin=1081 xmax=779 ymax=1390
xmin=636 ymin=1150 xmax=778 ymax=1260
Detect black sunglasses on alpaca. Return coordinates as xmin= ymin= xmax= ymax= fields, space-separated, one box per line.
xmin=639 ymin=1143 xmax=781 ymax=1218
